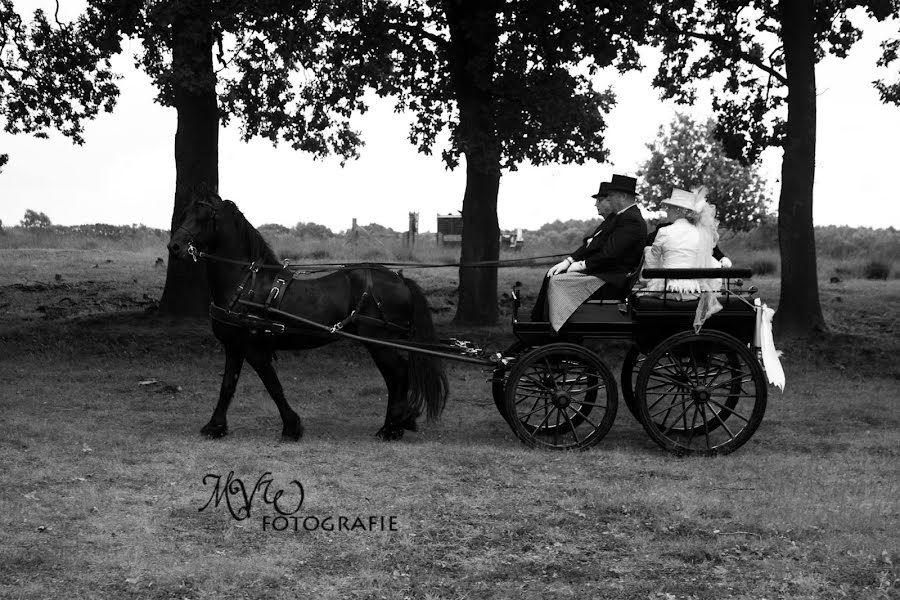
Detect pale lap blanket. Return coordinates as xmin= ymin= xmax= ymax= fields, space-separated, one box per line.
xmin=547 ymin=272 xmax=605 ymax=332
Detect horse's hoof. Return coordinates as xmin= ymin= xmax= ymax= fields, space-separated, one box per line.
xmin=282 ymin=419 xmax=304 ymax=442
xmin=201 ymin=423 xmax=228 ymax=438
xmin=399 ymin=414 xmax=418 ymax=432
xmin=375 ymin=426 xmax=404 ymax=441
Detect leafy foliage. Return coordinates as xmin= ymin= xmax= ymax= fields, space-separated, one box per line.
xmin=1 ymin=1 xmax=378 ymax=161
xmin=652 ymin=1 xmax=899 ymax=162
xmin=0 ymin=152 xmax=7 ymax=173
xmin=293 ymin=222 xmax=335 ymax=239
xmin=637 ymin=114 xmax=771 ymax=231
xmin=875 ymin=32 xmax=900 ymax=104
xmin=0 ymin=0 xmax=119 ymax=143
xmin=20 ymin=209 xmax=51 ymax=228
xmin=352 ymin=1 xmax=670 ymax=171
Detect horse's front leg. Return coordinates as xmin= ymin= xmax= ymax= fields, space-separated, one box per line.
xmin=244 ymin=346 xmax=304 ymax=441
xmin=201 ymin=347 xmax=244 ymax=438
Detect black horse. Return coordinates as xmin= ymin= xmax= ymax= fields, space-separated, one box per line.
xmin=167 ymin=190 xmax=448 ymax=441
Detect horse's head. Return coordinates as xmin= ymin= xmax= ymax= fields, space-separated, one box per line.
xmin=167 ymin=189 xmax=223 ymax=260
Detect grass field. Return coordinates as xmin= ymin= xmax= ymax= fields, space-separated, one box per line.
xmin=1 ymin=247 xmax=898 ymax=599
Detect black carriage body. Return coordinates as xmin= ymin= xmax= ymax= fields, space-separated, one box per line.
xmin=511 ymin=268 xmax=757 ymax=350
xmin=500 ymin=268 xmax=769 ymax=456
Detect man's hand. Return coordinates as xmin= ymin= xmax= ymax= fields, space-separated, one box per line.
xmin=567 ymin=260 xmax=587 ymax=273
xmin=547 ymin=257 xmax=573 ymax=276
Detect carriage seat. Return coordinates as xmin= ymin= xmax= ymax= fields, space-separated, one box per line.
xmin=630 ymin=291 xmax=755 ymax=314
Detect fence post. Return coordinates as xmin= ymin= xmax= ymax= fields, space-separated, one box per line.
xmin=407 ymin=212 xmax=418 ymax=249
xmin=350 ymin=218 xmax=359 ymax=248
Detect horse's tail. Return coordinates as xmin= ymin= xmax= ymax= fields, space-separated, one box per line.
xmin=402 ymin=276 xmax=448 ymax=422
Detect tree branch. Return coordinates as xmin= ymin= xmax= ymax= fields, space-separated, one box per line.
xmin=659 ymin=17 xmax=788 ymax=86
xmin=384 ymin=20 xmax=446 ymax=47
xmin=688 ymin=29 xmax=787 ymax=85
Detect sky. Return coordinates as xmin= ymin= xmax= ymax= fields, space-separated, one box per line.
xmin=1 ymin=2 xmax=898 ymax=233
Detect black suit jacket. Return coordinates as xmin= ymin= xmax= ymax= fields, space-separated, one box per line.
xmin=570 ymin=205 xmax=647 ymax=291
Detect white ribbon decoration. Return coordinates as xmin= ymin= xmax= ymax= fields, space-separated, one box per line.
xmin=754 ymin=298 xmax=785 ymax=391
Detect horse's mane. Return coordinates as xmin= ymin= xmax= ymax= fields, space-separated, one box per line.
xmin=223 ymin=199 xmax=280 ymax=264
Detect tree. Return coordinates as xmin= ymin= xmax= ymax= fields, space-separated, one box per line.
xmin=20 ymin=208 xmax=51 ymax=228
xmin=2 ymin=1 xmax=378 ymax=316
xmin=352 ymin=1 xmax=667 ymax=324
xmin=638 ymin=113 xmax=770 ymax=231
xmin=875 ymin=25 xmax=900 ymax=104
xmin=652 ymin=1 xmax=899 ymax=338
xmin=0 ymin=152 xmax=7 ymax=173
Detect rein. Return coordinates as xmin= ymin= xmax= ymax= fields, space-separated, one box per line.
xmin=187 ymin=245 xmax=566 ymax=271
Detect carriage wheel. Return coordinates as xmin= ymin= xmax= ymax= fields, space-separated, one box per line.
xmin=635 ymin=331 xmax=767 ymax=456
xmin=620 ymin=346 xmax=645 ymax=423
xmin=504 ymin=343 xmax=617 ymax=450
xmin=496 ymin=342 xmax=599 ymax=434
xmin=630 ymin=345 xmax=742 ymax=437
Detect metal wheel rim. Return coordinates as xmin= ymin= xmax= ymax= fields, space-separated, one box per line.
xmin=505 ymin=344 xmax=617 ymax=451
xmin=635 ymin=331 xmax=767 ymax=456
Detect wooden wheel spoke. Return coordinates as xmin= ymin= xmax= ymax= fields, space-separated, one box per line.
xmin=699 ymin=402 xmax=712 ymax=450
xmin=707 ymin=398 xmax=751 ymax=425
xmin=647 ymin=370 xmax=693 ymax=390
xmin=707 ymin=372 xmax=753 ymax=392
xmin=566 ymin=380 xmax=607 ymax=396
xmin=561 ymin=409 xmax=581 ymax=445
xmin=520 ymin=372 xmax=554 ymax=393
xmin=707 ymin=402 xmax=737 ymax=440
xmin=518 ymin=399 xmax=554 ymax=421
xmin=568 ymin=404 xmax=601 ymax=430
xmin=658 ymin=400 xmax=694 ymax=434
xmin=689 ymin=347 xmax=702 ymax=386
xmin=646 ymin=386 xmax=684 ymax=413
xmin=648 ymin=396 xmax=692 ymax=420
xmin=665 ymin=351 xmax=695 ymax=382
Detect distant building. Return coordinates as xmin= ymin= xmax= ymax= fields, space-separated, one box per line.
xmin=436 ymin=214 xmax=524 ymax=250
xmin=436 ymin=213 xmax=463 ymax=245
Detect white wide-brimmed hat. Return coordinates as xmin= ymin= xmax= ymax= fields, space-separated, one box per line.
xmin=662 ymin=188 xmax=698 ymax=212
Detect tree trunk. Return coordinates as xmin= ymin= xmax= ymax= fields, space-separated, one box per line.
xmin=444 ymin=0 xmax=501 ymax=325
xmin=774 ymin=0 xmax=827 ymax=337
xmin=158 ymin=1 xmax=219 ymax=317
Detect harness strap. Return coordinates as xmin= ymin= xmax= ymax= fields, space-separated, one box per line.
xmin=227 ymin=261 xmax=259 ymax=311
xmin=265 ymin=262 xmax=294 ymax=311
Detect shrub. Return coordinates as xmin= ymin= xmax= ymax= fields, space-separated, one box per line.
xmin=750 ymin=258 xmax=778 ymax=276
xmin=306 ymin=249 xmax=331 ymax=260
xmin=258 ymin=223 xmax=292 ymax=235
xmin=294 ymin=222 xmax=335 ymax=239
xmin=21 ymin=209 xmax=52 ymax=229
xmin=863 ymin=260 xmax=891 ymax=280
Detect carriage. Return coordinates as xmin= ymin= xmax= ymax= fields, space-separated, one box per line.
xmin=168 ymin=191 xmax=775 ymax=456
xmin=489 ymin=267 xmax=769 ymax=456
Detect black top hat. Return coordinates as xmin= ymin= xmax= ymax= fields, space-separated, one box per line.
xmin=591 ymin=174 xmax=638 ymax=199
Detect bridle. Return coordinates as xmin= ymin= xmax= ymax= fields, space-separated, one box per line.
xmin=175 ymin=198 xmax=219 ymax=262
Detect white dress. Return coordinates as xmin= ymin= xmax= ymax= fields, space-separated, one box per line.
xmin=644 ymin=219 xmax=721 ymax=294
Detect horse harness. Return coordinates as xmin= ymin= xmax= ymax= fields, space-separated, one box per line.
xmin=220 ymin=261 xmax=409 ymax=336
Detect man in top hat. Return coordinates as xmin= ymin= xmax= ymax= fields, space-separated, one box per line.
xmin=531 ymin=174 xmax=648 ymax=321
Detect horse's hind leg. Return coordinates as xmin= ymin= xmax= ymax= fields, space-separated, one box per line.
xmin=364 ymin=345 xmax=412 ymax=441
xmin=244 ymin=346 xmax=304 ymax=441
xmin=201 ymin=346 xmax=244 ymax=438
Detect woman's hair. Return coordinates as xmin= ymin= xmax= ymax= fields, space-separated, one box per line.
xmin=684 ymin=209 xmax=701 ymax=225
xmin=668 ymin=204 xmax=700 ymax=224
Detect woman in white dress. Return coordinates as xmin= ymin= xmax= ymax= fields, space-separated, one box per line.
xmin=643 ymin=186 xmax=724 ymax=329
